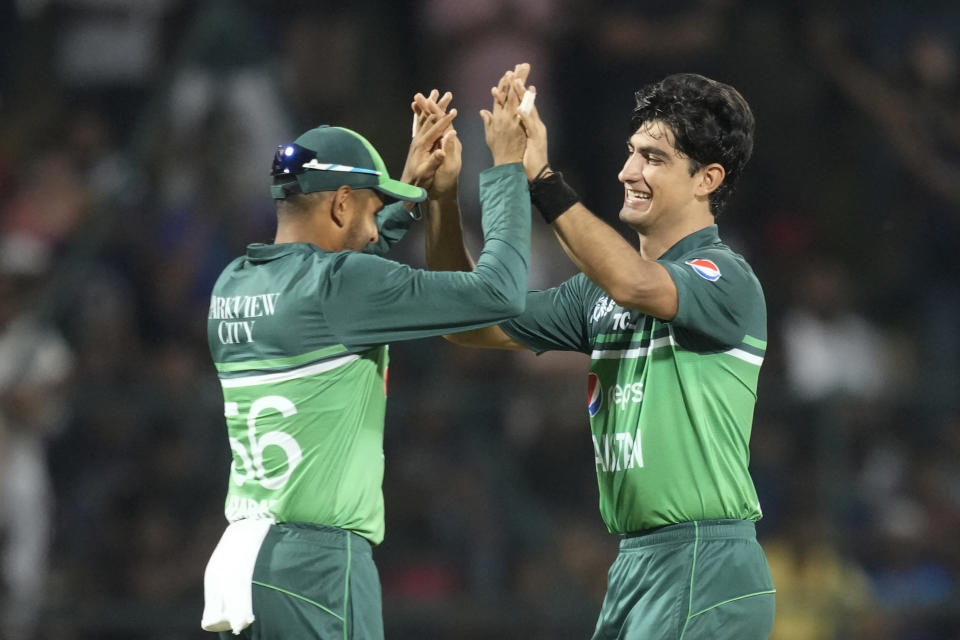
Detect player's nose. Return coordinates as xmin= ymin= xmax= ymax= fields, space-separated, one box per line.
xmin=619 ymin=155 xmax=643 ymax=183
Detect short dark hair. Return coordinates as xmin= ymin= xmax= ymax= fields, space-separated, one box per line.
xmin=632 ymin=73 xmax=755 ymax=216
xmin=274 ymin=183 xmax=327 ymax=216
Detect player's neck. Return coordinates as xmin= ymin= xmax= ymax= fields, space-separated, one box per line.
xmin=274 ymin=220 xmax=341 ymax=251
xmin=636 ymin=212 xmax=715 ymax=260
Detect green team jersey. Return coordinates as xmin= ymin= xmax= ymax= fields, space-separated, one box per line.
xmin=207 ymin=164 xmax=530 ymax=545
xmin=502 ymin=226 xmax=766 ymax=534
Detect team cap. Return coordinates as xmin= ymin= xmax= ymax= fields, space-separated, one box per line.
xmin=270 ymin=125 xmax=426 ymax=203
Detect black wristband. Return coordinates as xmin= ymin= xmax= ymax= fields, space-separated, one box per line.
xmin=529 ymin=170 xmax=579 ymax=224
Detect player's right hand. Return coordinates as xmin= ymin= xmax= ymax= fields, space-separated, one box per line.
xmin=480 ymin=67 xmax=527 ymax=166
xmin=511 ymin=77 xmax=550 ymax=182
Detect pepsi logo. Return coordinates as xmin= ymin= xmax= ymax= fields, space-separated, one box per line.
xmin=587 ymin=372 xmax=603 ymax=417
xmin=685 ymin=258 xmax=721 ymax=282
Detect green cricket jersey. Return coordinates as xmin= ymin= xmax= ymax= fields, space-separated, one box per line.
xmin=502 ymin=226 xmax=766 ymax=534
xmin=207 ymin=164 xmax=530 ymax=544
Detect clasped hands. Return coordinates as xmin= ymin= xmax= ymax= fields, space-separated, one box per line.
xmin=400 ymin=62 xmax=551 ymax=201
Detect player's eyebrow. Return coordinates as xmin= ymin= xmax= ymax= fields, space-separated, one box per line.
xmin=627 ymin=141 xmax=672 ymax=161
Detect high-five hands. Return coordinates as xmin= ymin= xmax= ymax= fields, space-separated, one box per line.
xmin=411 ymin=90 xmax=462 ymax=200
xmin=506 ymin=66 xmax=551 ymax=181
xmin=481 ymin=65 xmax=529 ymax=166
xmin=400 ymin=89 xmax=458 ymax=193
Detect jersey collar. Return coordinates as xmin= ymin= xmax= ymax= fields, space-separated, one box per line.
xmin=659 ymin=225 xmax=721 ymax=262
xmin=246 ymin=242 xmax=317 ymax=262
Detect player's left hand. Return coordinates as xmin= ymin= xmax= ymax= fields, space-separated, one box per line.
xmin=412 ymin=91 xmax=462 ymax=199
xmin=400 ymin=89 xmax=458 ymax=193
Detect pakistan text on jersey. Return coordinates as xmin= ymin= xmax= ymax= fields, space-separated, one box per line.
xmin=593 ymin=432 xmax=644 ymax=472
xmin=209 ymin=293 xmax=282 ymax=320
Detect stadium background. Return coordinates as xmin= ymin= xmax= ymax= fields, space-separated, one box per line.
xmin=0 ymin=1 xmax=958 ymax=638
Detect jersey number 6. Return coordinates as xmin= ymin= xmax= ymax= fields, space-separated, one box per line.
xmin=225 ymin=395 xmax=304 ymax=490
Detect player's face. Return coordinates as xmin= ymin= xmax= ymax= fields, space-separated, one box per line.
xmin=617 ymin=121 xmax=703 ymax=232
xmin=343 ymin=189 xmax=382 ymax=251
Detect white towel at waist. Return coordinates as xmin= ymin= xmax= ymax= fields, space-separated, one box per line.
xmin=201 ymin=518 xmax=273 ymax=635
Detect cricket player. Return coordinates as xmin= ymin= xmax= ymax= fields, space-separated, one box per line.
xmin=422 ymin=65 xmax=776 ymax=639
xmin=201 ymin=81 xmax=529 ymax=639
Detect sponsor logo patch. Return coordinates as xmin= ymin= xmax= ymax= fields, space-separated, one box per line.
xmin=587 ymin=372 xmax=603 ymax=417
xmin=685 ymin=258 xmax=721 ymax=281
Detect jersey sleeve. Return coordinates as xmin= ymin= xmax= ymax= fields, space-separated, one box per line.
xmin=662 ymin=250 xmax=763 ymax=348
xmin=500 ymin=273 xmax=594 ymax=354
xmin=363 ymin=201 xmax=416 ymax=256
xmin=322 ymin=164 xmax=530 ymax=346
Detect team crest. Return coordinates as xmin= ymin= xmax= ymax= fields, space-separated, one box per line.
xmin=685 ymin=258 xmax=721 ymax=282
xmin=587 ymin=372 xmax=603 ymax=417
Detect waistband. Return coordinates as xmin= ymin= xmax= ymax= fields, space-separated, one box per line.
xmin=273 ymin=521 xmax=373 ymax=554
xmin=620 ymin=519 xmax=755 ymax=550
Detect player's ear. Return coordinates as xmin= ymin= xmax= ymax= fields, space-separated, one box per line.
xmin=696 ymin=163 xmax=725 ymax=197
xmin=330 ymin=186 xmax=353 ymax=228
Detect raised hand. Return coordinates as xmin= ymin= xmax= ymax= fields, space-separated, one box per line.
xmin=400 ymin=89 xmax=458 ymax=192
xmin=480 ymin=68 xmax=527 ymax=166
xmin=412 ymin=91 xmax=462 ymax=199
xmin=511 ymin=76 xmax=550 ymax=181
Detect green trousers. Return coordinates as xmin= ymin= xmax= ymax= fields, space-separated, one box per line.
xmin=592 ymin=519 xmax=776 ymax=640
xmin=221 ymin=522 xmax=383 ymax=640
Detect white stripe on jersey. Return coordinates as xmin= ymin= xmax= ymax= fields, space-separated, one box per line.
xmin=220 ymin=353 xmax=360 ymax=388
xmin=591 ymin=335 xmax=676 ymax=360
xmin=591 ymin=331 xmax=764 ymax=366
xmin=723 ymin=348 xmax=764 ymax=366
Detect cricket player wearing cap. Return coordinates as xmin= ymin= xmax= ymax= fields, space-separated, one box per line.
xmin=423 ymin=66 xmax=775 ymax=639
xmin=201 ymin=82 xmax=529 ymax=639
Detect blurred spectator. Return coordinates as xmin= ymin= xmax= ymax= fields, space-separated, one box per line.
xmin=765 ymin=508 xmax=885 ymax=640
xmin=808 ymin=13 xmax=960 ymax=207
xmin=806 ymin=10 xmax=960 ymax=401
xmin=55 ymin=0 xmax=176 ymax=132
xmin=0 ymin=232 xmax=74 ymax=640
xmin=781 ymin=259 xmax=892 ymax=401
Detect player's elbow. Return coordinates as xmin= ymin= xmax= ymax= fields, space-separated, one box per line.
xmin=481 ymin=282 xmax=526 ymax=318
xmin=499 ymin=294 xmax=526 ymax=318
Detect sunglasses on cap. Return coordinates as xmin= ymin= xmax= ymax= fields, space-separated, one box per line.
xmin=270 ymin=143 xmax=382 ymax=177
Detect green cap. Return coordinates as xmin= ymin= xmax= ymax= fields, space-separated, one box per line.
xmin=270 ymin=125 xmax=426 ymax=203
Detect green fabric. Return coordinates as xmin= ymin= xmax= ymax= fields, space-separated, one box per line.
xmin=220 ymin=522 xmax=383 ymax=640
xmin=501 ymin=226 xmax=766 ymax=534
xmin=591 ymin=520 xmax=775 ymax=640
xmin=209 ymin=163 xmax=530 ymax=544
xmin=286 ymin=126 xmax=426 ymax=202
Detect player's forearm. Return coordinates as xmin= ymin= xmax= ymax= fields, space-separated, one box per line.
xmin=471 ymin=164 xmax=530 ymax=311
xmin=424 ymin=194 xmax=476 ymax=272
xmin=552 ymin=204 xmax=677 ymax=318
xmin=443 ymin=325 xmax=527 ymax=350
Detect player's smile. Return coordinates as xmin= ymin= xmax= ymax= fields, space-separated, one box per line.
xmin=623 ymin=187 xmax=652 ymax=210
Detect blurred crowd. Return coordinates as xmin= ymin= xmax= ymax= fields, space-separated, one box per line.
xmin=0 ymin=1 xmax=958 ymax=639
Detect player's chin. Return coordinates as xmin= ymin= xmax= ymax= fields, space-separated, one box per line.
xmin=618 ymin=205 xmax=645 ymax=226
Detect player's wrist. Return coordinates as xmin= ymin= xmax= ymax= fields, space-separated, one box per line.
xmin=529 ymin=169 xmax=579 ymax=224
xmin=492 ymin=151 xmax=524 ymax=166
xmin=428 ymin=187 xmax=459 ymax=204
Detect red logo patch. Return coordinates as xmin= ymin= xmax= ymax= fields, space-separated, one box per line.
xmin=685 ymin=258 xmax=721 ymax=282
